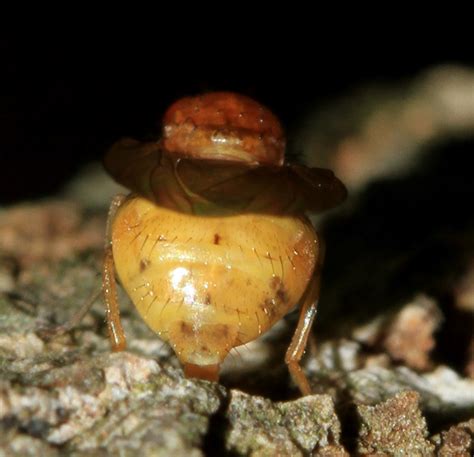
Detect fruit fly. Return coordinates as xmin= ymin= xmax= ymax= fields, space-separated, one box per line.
xmin=101 ymin=92 xmax=346 ymax=395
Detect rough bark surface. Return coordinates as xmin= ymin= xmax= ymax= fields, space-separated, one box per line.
xmin=1 ymin=67 xmax=474 ymax=455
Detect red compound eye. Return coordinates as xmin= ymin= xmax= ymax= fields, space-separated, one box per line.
xmin=162 ymin=92 xmax=285 ymax=166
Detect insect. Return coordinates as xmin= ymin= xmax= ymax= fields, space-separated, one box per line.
xmin=102 ymin=92 xmax=346 ymax=395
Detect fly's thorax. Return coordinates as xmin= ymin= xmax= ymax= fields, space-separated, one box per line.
xmin=111 ymin=196 xmax=318 ymax=366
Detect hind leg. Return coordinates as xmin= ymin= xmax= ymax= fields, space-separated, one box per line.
xmin=285 ymin=271 xmax=320 ymax=395
xmin=285 ymin=238 xmax=324 ymax=395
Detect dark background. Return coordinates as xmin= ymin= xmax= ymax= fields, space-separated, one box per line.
xmin=2 ymin=33 xmax=473 ymax=203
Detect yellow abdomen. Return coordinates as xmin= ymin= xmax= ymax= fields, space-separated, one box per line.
xmin=112 ymin=196 xmax=318 ymax=366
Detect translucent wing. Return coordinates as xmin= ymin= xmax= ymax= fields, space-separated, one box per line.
xmin=104 ymin=138 xmax=161 ymax=201
xmin=105 ymin=139 xmax=347 ymax=215
xmin=172 ymin=159 xmax=347 ymax=214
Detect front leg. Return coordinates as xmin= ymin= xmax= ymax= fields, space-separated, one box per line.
xmin=103 ymin=194 xmax=127 ymax=351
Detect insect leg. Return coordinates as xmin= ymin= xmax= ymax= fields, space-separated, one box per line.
xmin=103 ymin=194 xmax=127 ymax=351
xmin=284 ymin=273 xmax=320 ymax=396
xmin=37 ymin=287 xmax=101 ymax=340
xmin=285 ymin=238 xmax=324 ymax=396
xmin=37 ymin=195 xmax=128 ymax=341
